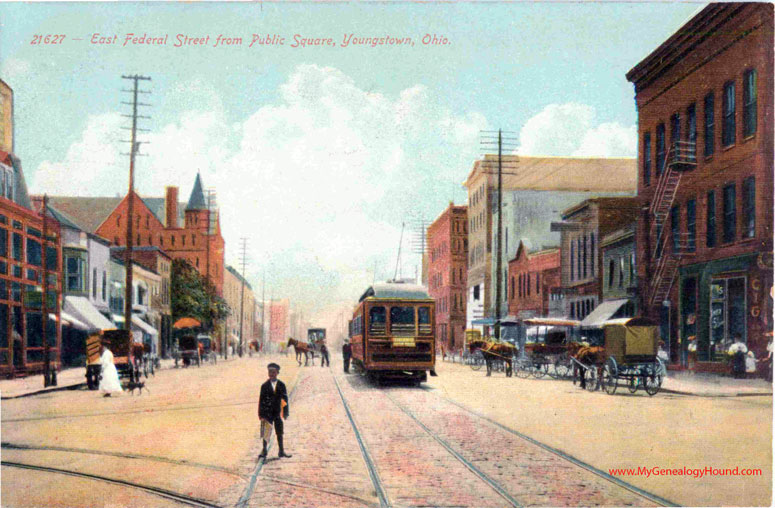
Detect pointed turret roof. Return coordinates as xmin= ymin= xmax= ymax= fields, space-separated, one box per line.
xmin=186 ymin=173 xmax=207 ymax=211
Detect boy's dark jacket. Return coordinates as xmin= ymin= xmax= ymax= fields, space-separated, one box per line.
xmin=258 ymin=379 xmax=289 ymax=420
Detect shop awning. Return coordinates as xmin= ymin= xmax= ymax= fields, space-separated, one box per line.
xmin=580 ymin=299 xmax=630 ymax=329
xmin=131 ymin=315 xmax=158 ymax=336
xmin=471 ymin=318 xmax=496 ymax=326
xmin=64 ymin=296 xmax=115 ymax=331
xmin=57 ymin=312 xmax=90 ymax=331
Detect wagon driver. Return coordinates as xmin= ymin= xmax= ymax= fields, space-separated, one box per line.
xmin=258 ymin=362 xmax=291 ymax=459
xmin=99 ymin=339 xmax=123 ymax=397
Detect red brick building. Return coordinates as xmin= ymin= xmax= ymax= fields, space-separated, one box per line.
xmin=427 ymin=203 xmax=467 ymax=353
xmin=627 ymin=4 xmax=773 ymax=369
xmin=0 ymin=80 xmax=63 ymax=377
xmin=507 ymin=241 xmax=560 ymax=319
xmin=45 ymin=174 xmax=225 ymax=297
xmin=551 ymin=198 xmax=640 ymax=321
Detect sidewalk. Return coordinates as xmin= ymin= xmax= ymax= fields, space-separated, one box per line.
xmin=440 ymin=355 xmax=773 ymax=397
xmin=661 ymin=370 xmax=773 ymax=397
xmin=0 ymin=355 xmax=242 ymax=400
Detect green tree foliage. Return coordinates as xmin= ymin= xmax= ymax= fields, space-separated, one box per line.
xmin=171 ymin=258 xmax=229 ymax=328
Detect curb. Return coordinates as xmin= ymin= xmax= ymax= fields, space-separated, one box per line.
xmin=660 ymin=387 xmax=773 ymax=398
xmin=1 ymin=382 xmax=87 ymax=400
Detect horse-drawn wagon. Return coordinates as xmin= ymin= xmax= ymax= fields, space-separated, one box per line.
xmin=197 ymin=334 xmax=217 ymax=364
xmin=599 ymin=317 xmax=664 ymax=396
xmin=85 ymin=329 xmax=144 ymax=389
xmin=514 ymin=318 xmax=579 ymax=379
xmin=174 ymin=335 xmax=201 ymax=367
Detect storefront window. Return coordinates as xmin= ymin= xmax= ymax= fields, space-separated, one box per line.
xmin=709 ymin=277 xmax=746 ymax=361
xmin=12 ymin=232 xmax=22 ymax=261
xmin=26 ymin=238 xmax=41 ymax=266
xmin=26 ymin=311 xmax=42 ymax=347
xmin=0 ymin=303 xmax=7 ymax=348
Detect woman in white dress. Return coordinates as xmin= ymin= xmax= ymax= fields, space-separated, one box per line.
xmin=99 ymin=342 xmax=123 ymax=397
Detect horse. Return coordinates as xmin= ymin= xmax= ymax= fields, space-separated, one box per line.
xmin=568 ymin=341 xmax=606 ymax=389
xmin=248 ymin=339 xmax=259 ymax=357
xmin=287 ymin=338 xmax=316 ymax=366
xmin=469 ymin=339 xmax=517 ymax=377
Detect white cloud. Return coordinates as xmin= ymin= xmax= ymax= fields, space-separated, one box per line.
xmin=0 ymin=58 xmax=31 ymax=85
xmin=29 ymin=65 xmax=485 ymax=322
xmin=517 ymin=103 xmax=636 ymax=157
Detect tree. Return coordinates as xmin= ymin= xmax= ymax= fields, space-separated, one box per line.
xmin=171 ymin=258 xmax=229 ymax=329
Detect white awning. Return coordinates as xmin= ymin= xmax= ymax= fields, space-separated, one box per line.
xmin=64 ymin=296 xmax=115 ymax=331
xmin=132 ymin=315 xmax=158 ymax=336
xmin=60 ymin=312 xmax=89 ymax=331
xmin=580 ymin=299 xmax=630 ymax=329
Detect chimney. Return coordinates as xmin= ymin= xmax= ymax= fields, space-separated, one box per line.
xmin=165 ymin=186 xmax=178 ymax=228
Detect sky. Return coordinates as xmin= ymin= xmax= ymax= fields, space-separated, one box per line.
xmin=0 ymin=1 xmax=703 ymax=328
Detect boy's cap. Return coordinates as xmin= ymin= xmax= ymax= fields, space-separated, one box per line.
xmin=267 ymin=363 xmax=281 ymax=370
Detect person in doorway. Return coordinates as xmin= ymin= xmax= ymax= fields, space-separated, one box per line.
xmin=319 ymin=342 xmax=330 ymax=367
xmin=99 ymin=340 xmax=123 ymax=397
xmin=258 ymin=363 xmax=291 ymax=459
xmin=342 ymin=340 xmax=352 ymax=373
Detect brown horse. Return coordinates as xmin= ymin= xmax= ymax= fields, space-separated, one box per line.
xmin=568 ymin=342 xmax=606 ymax=389
xmin=469 ymin=339 xmax=517 ymax=377
xmin=287 ymin=338 xmax=316 ymax=366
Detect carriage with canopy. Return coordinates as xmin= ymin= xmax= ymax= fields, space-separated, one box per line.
xmin=511 ymin=317 xmax=580 ymax=378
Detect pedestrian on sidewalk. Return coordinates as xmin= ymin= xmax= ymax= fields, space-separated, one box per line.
xmin=258 ymin=362 xmax=291 ymax=459
xmin=320 ymin=342 xmax=330 ymax=367
xmin=342 ymin=340 xmax=352 ymax=373
xmin=99 ymin=340 xmax=123 ymax=397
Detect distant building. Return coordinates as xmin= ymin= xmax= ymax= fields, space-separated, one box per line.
xmin=427 ymin=202 xmax=467 ymax=353
xmin=0 ymin=79 xmax=12 ymax=153
xmin=626 ymin=3 xmax=773 ymax=369
xmin=551 ymin=197 xmax=640 ymax=325
xmin=269 ymin=298 xmax=290 ymax=346
xmin=464 ymin=155 xmax=637 ymax=332
xmin=507 ymin=241 xmax=561 ymax=319
xmin=224 ymin=265 xmax=255 ymax=354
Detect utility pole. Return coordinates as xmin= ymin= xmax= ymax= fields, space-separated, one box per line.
xmin=480 ymin=130 xmax=517 ymax=339
xmin=121 ymin=75 xmax=151 ymax=339
xmin=238 ymin=238 xmax=248 ymax=357
xmin=260 ymin=271 xmax=266 ymax=353
xmin=42 ymin=195 xmax=54 ymax=387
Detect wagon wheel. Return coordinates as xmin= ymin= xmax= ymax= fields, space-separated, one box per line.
xmin=585 ymin=366 xmax=599 ymax=391
xmin=643 ymin=360 xmax=664 ymax=396
xmin=143 ymin=358 xmax=150 ymax=378
xmin=514 ymin=356 xmax=532 ymax=378
xmin=603 ymin=358 xmax=618 ymax=395
xmin=553 ymin=358 xmax=571 ymax=379
xmin=531 ymin=357 xmax=548 ymax=378
xmin=212 ymin=352 xmax=217 ymax=364
xmin=470 ymin=350 xmax=484 ymax=371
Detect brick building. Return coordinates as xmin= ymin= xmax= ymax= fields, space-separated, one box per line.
xmin=224 ymin=265 xmax=256 ymax=354
xmin=507 ymin=241 xmax=561 ymax=319
xmin=269 ymin=298 xmax=290 ymax=347
xmin=551 ymin=197 xmax=640 ymax=323
xmin=463 ymin=155 xmax=636 ymax=333
xmin=0 ymin=80 xmax=63 ymax=377
xmin=626 ymin=3 xmax=773 ymax=369
xmin=44 ymin=174 xmax=225 ymax=297
xmin=427 ymin=202 xmax=467 ymax=353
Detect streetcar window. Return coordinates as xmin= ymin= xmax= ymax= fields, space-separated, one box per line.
xmin=390 ymin=306 xmax=415 ymax=335
xmin=369 ymin=306 xmax=386 ymax=335
xmin=418 ymin=307 xmax=431 ymax=335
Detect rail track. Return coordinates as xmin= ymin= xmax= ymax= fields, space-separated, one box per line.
xmin=1 ymin=442 xmax=245 ymax=478
xmin=1 ymin=460 xmax=224 ymax=508
xmin=417 ymin=387 xmax=678 ymax=507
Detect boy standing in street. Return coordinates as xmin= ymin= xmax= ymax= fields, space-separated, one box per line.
xmin=258 ymin=362 xmax=291 ymax=459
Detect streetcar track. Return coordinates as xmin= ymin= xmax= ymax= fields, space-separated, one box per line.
xmin=1 ymin=442 xmax=245 ymax=478
xmin=235 ymin=369 xmax=304 ymax=508
xmin=383 ymin=391 xmax=522 ymax=508
xmin=1 ymin=460 xmax=224 ymax=508
xmin=2 ymin=399 xmax=257 ymax=423
xmin=261 ymin=473 xmax=378 ymax=506
xmin=332 ymin=372 xmax=391 ymax=508
xmin=422 ymin=388 xmax=678 ymax=507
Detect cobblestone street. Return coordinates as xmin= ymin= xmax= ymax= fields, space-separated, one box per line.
xmin=2 ymin=354 xmax=771 ymax=507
